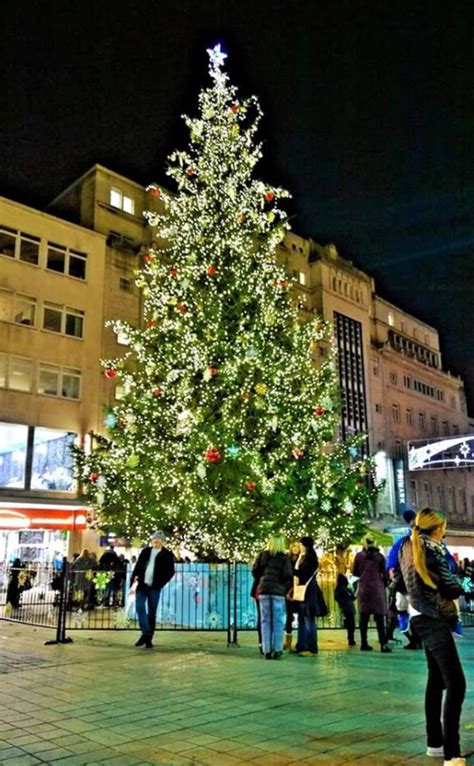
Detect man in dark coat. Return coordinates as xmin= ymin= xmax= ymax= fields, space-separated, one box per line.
xmin=352 ymin=535 xmax=391 ymax=653
xmin=131 ymin=531 xmax=175 ymax=648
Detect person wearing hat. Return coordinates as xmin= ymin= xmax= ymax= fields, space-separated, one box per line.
xmin=352 ymin=534 xmax=391 ymax=652
xmin=131 ymin=531 xmax=175 ymax=648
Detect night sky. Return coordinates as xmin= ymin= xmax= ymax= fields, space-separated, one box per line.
xmin=2 ymin=1 xmax=474 ymax=406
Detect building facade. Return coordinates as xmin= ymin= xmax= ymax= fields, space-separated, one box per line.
xmin=1 ymin=165 xmax=473 ymax=561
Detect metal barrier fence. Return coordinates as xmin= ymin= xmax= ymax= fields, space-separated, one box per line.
xmin=1 ymin=559 xmax=473 ymax=644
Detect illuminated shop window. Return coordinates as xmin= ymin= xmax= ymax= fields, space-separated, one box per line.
xmin=31 ymin=428 xmax=76 ymax=492
xmin=0 ymin=422 xmax=28 ymax=489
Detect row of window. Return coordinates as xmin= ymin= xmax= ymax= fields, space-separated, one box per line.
xmin=388 ymin=330 xmax=439 ymax=368
xmin=0 ymin=422 xmax=76 ymax=492
xmin=0 ymin=226 xmax=88 ymax=280
xmin=387 ymin=312 xmax=432 ymax=345
xmin=0 ymin=290 xmax=84 ymax=337
xmin=375 ymin=402 xmax=460 ymax=436
xmin=331 ymin=276 xmax=364 ymax=305
xmin=410 ymin=479 xmax=469 ymax=517
xmin=0 ymin=354 xmax=81 ymax=399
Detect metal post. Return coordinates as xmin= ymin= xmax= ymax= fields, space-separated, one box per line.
xmin=226 ymin=560 xmax=232 ymax=645
xmin=44 ymin=557 xmax=73 ymax=645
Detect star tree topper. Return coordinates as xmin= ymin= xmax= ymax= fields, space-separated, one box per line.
xmin=207 ymin=43 xmax=227 ymax=68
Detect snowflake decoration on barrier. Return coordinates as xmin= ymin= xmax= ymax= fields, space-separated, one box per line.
xmin=207 ymin=611 xmax=221 ymax=629
xmin=241 ymin=610 xmax=257 ymax=628
xmin=113 ymin=609 xmax=130 ymax=629
xmin=160 ymin=608 xmax=176 ymax=626
xmin=73 ymin=608 xmax=85 ymax=627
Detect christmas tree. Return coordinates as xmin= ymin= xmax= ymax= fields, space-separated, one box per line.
xmin=74 ymin=45 xmax=375 ymax=557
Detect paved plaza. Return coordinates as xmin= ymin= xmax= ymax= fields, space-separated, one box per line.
xmin=0 ymin=623 xmax=473 ymax=766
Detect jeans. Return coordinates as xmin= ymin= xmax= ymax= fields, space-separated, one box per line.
xmin=359 ymin=612 xmax=387 ymax=647
xmin=258 ymin=595 xmax=286 ymax=654
xmin=296 ymin=602 xmax=318 ymax=653
xmin=135 ymin=586 xmax=161 ymax=638
xmin=412 ymin=615 xmax=466 ymax=760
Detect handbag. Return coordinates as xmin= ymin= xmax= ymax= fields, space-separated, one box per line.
xmin=292 ymin=569 xmax=318 ymax=602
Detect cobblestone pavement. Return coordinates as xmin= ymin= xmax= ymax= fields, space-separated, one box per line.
xmin=0 ymin=623 xmax=473 ymax=765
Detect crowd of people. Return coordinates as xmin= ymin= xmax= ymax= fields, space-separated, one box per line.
xmin=2 ymin=514 xmax=471 ymax=764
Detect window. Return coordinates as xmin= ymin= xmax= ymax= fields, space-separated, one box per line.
xmin=388 ymin=312 xmax=394 ymax=326
xmin=0 ymin=226 xmax=16 ymax=257
xmin=110 ymin=188 xmax=135 ymax=215
xmin=447 ymin=486 xmax=455 ymax=513
xmin=459 ymin=488 xmax=467 ymax=515
xmin=400 ymin=321 xmax=406 ymax=333
xmin=430 ymin=417 xmax=438 ymax=436
xmin=394 ymin=440 xmax=403 ymax=458
xmin=373 ymin=363 xmax=379 ymax=377
xmin=47 ymin=243 xmax=87 ymax=280
xmin=423 ymin=482 xmax=432 ymax=506
xmin=7 ymin=356 xmax=33 ymax=392
xmin=418 ymin=412 xmax=426 ymax=431
xmin=436 ymin=485 xmax=444 ymax=508
xmin=403 ymin=375 xmax=411 ymax=388
xmin=0 ymin=422 xmax=29 ymax=488
xmin=375 ymin=403 xmax=382 ymax=413
xmin=38 ymin=363 xmax=81 ymax=399
xmin=0 ymin=354 xmax=33 ymax=392
xmin=410 ymin=479 xmax=418 ymax=508
xmin=392 ymin=404 xmax=401 ymax=423
xmin=0 ymin=226 xmax=40 ymax=265
xmin=406 ymin=408 xmax=413 ymax=425
xmin=389 ymin=370 xmax=398 ymax=385
xmin=43 ymin=303 xmax=84 ymax=338
xmin=31 ymin=428 xmax=76 ymax=491
xmin=442 ymin=421 xmax=449 ymax=436
xmin=0 ymin=289 xmax=36 ymax=326
xmin=119 ymin=277 xmax=132 ymax=292
xmin=452 ymin=424 xmax=459 ymax=435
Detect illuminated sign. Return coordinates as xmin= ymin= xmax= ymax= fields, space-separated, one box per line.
xmin=393 ymin=458 xmax=408 ymax=513
xmin=408 ymin=434 xmax=474 ymax=471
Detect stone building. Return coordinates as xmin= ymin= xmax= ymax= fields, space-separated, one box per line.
xmin=1 ymin=165 xmax=472 ymax=559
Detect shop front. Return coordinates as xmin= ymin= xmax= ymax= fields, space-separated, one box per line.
xmin=0 ymin=502 xmax=88 ymax=568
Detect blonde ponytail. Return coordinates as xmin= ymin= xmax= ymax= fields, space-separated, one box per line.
xmin=411 ymin=507 xmax=446 ymax=588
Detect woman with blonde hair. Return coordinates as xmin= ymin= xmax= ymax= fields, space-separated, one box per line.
xmin=252 ymin=535 xmax=293 ymax=659
xmin=396 ymin=507 xmax=466 ymax=766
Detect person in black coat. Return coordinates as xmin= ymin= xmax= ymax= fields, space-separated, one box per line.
xmin=294 ymin=535 xmax=320 ymax=656
xmin=334 ymin=573 xmax=356 ymax=646
xmin=6 ymin=558 xmax=23 ymax=610
xmin=252 ymin=535 xmax=293 ymax=660
xmin=131 ymin=531 xmax=175 ymax=648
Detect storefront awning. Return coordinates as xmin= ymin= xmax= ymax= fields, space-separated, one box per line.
xmin=0 ymin=502 xmax=87 ymax=530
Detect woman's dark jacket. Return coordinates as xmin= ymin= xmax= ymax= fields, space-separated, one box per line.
xmin=131 ymin=547 xmax=175 ymax=591
xmin=396 ymin=534 xmax=463 ymax=626
xmin=296 ymin=550 xmax=320 ymax=618
xmin=252 ymin=551 xmax=293 ymax=597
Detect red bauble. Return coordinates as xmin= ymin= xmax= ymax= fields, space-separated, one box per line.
xmin=246 ymin=481 xmax=256 ymax=491
xmin=230 ymin=103 xmax=239 ymax=113
xmin=208 ymin=366 xmax=218 ymax=377
xmin=186 ymin=168 xmax=195 ymax=177
xmin=89 ymin=472 xmax=99 ymax=482
xmin=169 ymin=267 xmax=177 ymax=277
xmin=104 ymin=368 xmax=117 ymax=379
xmin=144 ymin=253 xmax=154 ymax=264
xmin=207 ymin=265 xmax=217 ymax=277
xmin=237 ymin=213 xmax=246 ymax=224
xmin=148 ymin=186 xmax=160 ymax=198
xmin=152 ymin=389 xmax=161 ymax=398
xmin=176 ymin=302 xmax=186 ymax=314
xmin=314 ymin=406 xmax=325 ymax=416
xmin=145 ymin=319 xmax=156 ymax=329
xmin=292 ymin=448 xmax=304 ymax=460
xmin=264 ymin=191 xmax=274 ymax=203
xmin=277 ymin=278 xmax=287 ymax=289
xmin=205 ymin=448 xmax=221 ymax=464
